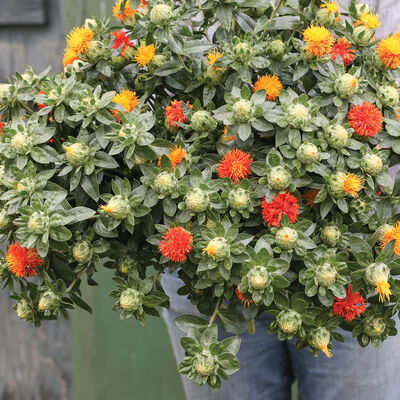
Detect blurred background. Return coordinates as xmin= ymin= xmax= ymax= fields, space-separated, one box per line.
xmin=0 ymin=1 xmax=185 ymax=399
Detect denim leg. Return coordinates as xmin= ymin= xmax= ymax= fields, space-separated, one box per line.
xmin=287 ymin=326 xmax=400 ymax=400
xmin=162 ymin=273 xmax=294 ymax=400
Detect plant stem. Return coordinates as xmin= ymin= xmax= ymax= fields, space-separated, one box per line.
xmin=19 ymin=101 xmax=34 ymax=114
xmin=208 ymin=297 xmax=222 ymax=326
xmin=153 ymin=266 xmax=167 ymax=282
xmin=66 ymin=268 xmax=87 ymax=293
xmin=177 ymin=53 xmax=192 ymax=74
xmin=259 ymin=0 xmax=284 ymax=40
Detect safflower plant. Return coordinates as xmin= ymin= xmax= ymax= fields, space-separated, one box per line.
xmin=1 ymin=0 xmax=400 ymax=391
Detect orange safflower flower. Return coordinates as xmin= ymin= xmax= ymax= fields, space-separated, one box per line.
xmin=6 ymin=242 xmax=44 ymax=278
xmin=159 ymin=227 xmax=193 ymax=262
xmin=253 ymin=74 xmax=283 ymax=101
xmin=218 ymin=149 xmax=253 ymax=183
xmin=348 ymin=102 xmax=383 ymax=137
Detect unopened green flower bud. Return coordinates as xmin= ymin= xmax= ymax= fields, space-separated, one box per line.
xmin=275 ymin=227 xmax=298 ymax=249
xmin=364 ymin=316 xmax=386 ymax=337
xmin=0 ymin=84 xmax=12 ymax=105
xmin=153 ymin=172 xmax=178 ymax=195
xmin=315 ymin=7 xmax=338 ymax=27
xmin=72 ymin=241 xmax=93 ymax=263
xmin=277 ymin=310 xmax=302 ymax=334
xmin=185 ymin=188 xmax=210 ymax=213
xmin=150 ymin=4 xmax=173 ymax=26
xmin=320 ymin=226 xmax=342 ymax=247
xmin=233 ymin=41 xmax=252 ymax=61
xmin=361 ymin=153 xmax=383 ymax=176
xmin=203 ymin=237 xmax=230 ymax=261
xmin=28 ymin=211 xmax=49 ymax=234
xmin=349 ymin=197 xmax=371 ymax=215
xmin=309 ymin=327 xmax=332 ymax=357
xmin=11 ymin=132 xmax=33 ymax=154
xmin=287 ymin=103 xmax=310 ymax=129
xmin=372 ymin=51 xmax=387 ymax=71
xmin=334 ymin=74 xmax=359 ymax=99
xmin=247 ymin=265 xmax=271 ymax=290
xmin=118 ymin=123 xmax=139 ymax=142
xmin=152 ymin=54 xmax=169 ymax=67
xmin=84 ymin=18 xmax=103 ymax=31
xmin=64 ymin=143 xmax=91 ymax=167
xmin=352 ymin=25 xmax=374 ymax=46
xmin=100 ymin=195 xmax=131 ymax=219
xmin=365 ymin=262 xmax=390 ymax=287
xmin=296 ymin=143 xmax=319 ymax=164
xmin=375 ymin=224 xmax=391 ymax=242
xmin=326 ymin=125 xmax=349 ymax=149
xmin=315 ymin=262 xmax=337 ymax=286
xmin=38 ymin=290 xmax=60 ymax=312
xmin=117 ymin=255 xmax=139 ymax=274
xmin=326 ymin=172 xmax=346 ymax=198
xmin=16 ymin=299 xmax=33 ymax=321
xmin=268 ymin=39 xmax=285 ymax=59
xmin=16 ymin=177 xmax=35 ymax=195
xmin=190 ymin=110 xmax=217 ymax=132
xmin=376 ymin=85 xmax=399 ymax=108
xmin=228 ymin=187 xmax=250 ymax=210
xmin=84 ymin=40 xmax=106 ymax=61
xmin=268 ymin=166 xmax=292 ymax=190
xmin=0 ymin=210 xmax=11 ymax=233
xmin=204 ymin=65 xmax=225 ymax=86
xmin=233 ymin=99 xmax=255 ymax=122
xmin=20 ymin=71 xmax=37 ymax=85
xmin=194 ymin=353 xmax=217 ymax=377
xmin=120 ymin=288 xmax=142 ymax=311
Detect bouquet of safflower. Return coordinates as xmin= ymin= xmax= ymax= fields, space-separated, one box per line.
xmin=1 ymin=0 xmax=400 ymax=391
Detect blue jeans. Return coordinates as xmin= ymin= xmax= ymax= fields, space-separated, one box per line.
xmin=162 ymin=273 xmax=400 ymax=400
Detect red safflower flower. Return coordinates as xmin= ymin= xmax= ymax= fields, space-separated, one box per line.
xmin=111 ymin=30 xmax=134 ymax=57
xmin=348 ymin=102 xmax=383 ymax=137
xmin=0 ymin=121 xmax=4 ymax=136
xmin=6 ymin=242 xmax=44 ymax=278
xmin=235 ymin=287 xmax=254 ymax=307
xmin=302 ymin=189 xmax=319 ymax=208
xmin=261 ymin=192 xmax=299 ymax=227
xmin=37 ymin=90 xmax=48 ymax=109
xmin=159 ymin=227 xmax=193 ymax=263
xmin=330 ymin=38 xmax=355 ymax=66
xmin=332 ymin=285 xmax=367 ymax=322
xmin=165 ymin=100 xmax=193 ymax=128
xmin=218 ymin=149 xmax=253 ymax=183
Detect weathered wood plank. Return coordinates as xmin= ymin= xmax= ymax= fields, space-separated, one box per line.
xmin=0 ymin=1 xmax=71 ymax=399
xmin=0 ymin=0 xmax=46 ymax=26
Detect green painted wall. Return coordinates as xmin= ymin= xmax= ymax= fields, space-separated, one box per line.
xmin=72 ymin=267 xmax=185 ymax=400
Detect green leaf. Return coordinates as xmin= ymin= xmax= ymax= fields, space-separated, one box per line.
xmin=200 ymin=325 xmax=218 ymax=346
xmin=376 ymin=239 xmax=395 ymax=263
xmin=272 ymin=275 xmax=290 ymax=288
xmin=81 ymin=173 xmax=100 ymax=201
xmin=49 ymin=225 xmax=72 ymax=241
xmin=216 ymin=5 xmax=233 ymax=30
xmin=94 ymin=151 xmax=119 ymax=169
xmin=217 ymin=308 xmax=248 ymax=334
xmin=154 ymin=61 xmax=183 ymax=76
xmin=348 ymin=236 xmax=372 ymax=256
xmin=175 ymin=314 xmax=209 ymax=333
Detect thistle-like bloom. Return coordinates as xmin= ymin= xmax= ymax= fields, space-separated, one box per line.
xmin=113 ymin=90 xmax=139 ymax=112
xmin=159 ymin=227 xmax=193 ymax=263
xmin=111 ymin=30 xmax=133 ymax=56
xmin=135 ymin=44 xmax=156 ymax=67
xmin=381 ymin=222 xmax=400 ymax=256
xmin=218 ymin=149 xmax=253 ymax=183
xmin=67 ymin=27 xmax=95 ymax=54
xmin=303 ymin=25 xmax=334 ymax=57
xmin=332 ymin=285 xmax=367 ymax=322
xmin=63 ymin=48 xmax=78 ymax=67
xmin=340 ymin=173 xmax=364 ymax=197
xmin=113 ymin=0 xmax=147 ymax=21
xmin=158 ymin=146 xmax=187 ymax=171
xmin=302 ymin=189 xmax=319 ymax=208
xmin=347 ymin=102 xmax=383 ymax=137
xmin=330 ymin=38 xmax=355 ymax=65
xmin=222 ymin=126 xmax=236 ymax=142
xmin=261 ymin=192 xmax=299 ymax=227
xmin=359 ymin=12 xmax=380 ymax=29
xmin=377 ymin=33 xmax=400 ymax=69
xmin=207 ymin=49 xmax=223 ymax=70
xmin=6 ymin=242 xmax=44 ymax=278
xmin=0 ymin=121 xmax=4 ymax=135
xmin=320 ymin=1 xmax=339 ymax=13
xmin=253 ymin=74 xmax=283 ymax=101
xmin=165 ymin=100 xmax=193 ymax=128
xmin=235 ymin=287 xmax=254 ymax=307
